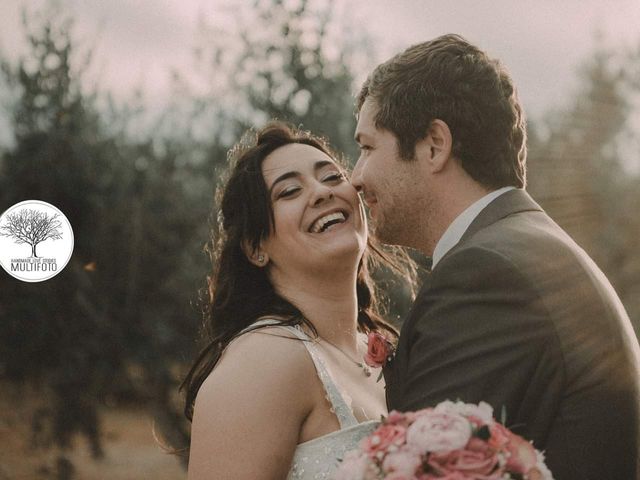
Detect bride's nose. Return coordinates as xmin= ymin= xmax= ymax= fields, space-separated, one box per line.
xmin=309 ymin=184 xmax=334 ymax=207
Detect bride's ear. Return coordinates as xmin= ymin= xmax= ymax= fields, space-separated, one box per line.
xmin=242 ymin=240 xmax=269 ymax=267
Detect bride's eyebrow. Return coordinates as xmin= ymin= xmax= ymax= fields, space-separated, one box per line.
xmin=268 ymin=160 xmax=335 ymax=194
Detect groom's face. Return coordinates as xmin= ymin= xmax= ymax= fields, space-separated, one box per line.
xmin=352 ymin=98 xmax=425 ymax=247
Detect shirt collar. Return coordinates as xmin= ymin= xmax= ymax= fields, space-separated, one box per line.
xmin=431 ymin=186 xmax=515 ymax=268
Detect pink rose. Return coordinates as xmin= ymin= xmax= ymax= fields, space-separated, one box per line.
xmin=381 ymin=445 xmax=423 ymax=476
xmin=406 ymin=412 xmax=472 ymax=453
xmin=487 ymin=422 xmax=510 ymax=450
xmin=504 ymin=432 xmax=538 ymax=475
xmin=362 ymin=423 xmax=407 ymax=457
xmin=488 ymin=423 xmax=537 ymax=474
xmin=426 ymin=447 xmax=501 ymax=479
xmin=386 ymin=410 xmax=410 ymax=425
xmin=364 ymin=332 xmax=394 ymax=368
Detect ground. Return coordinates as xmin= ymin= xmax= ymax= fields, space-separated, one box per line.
xmin=0 ymin=387 xmax=186 ymax=480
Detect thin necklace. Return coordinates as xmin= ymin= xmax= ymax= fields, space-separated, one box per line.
xmin=317 ymin=336 xmax=371 ymax=377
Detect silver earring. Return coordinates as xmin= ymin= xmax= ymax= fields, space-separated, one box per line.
xmin=258 ymin=255 xmax=265 ymax=263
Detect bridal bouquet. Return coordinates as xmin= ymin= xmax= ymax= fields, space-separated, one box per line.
xmin=334 ymin=401 xmax=553 ymax=480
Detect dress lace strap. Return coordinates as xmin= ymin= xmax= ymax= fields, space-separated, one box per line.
xmin=240 ymin=319 xmax=360 ymax=429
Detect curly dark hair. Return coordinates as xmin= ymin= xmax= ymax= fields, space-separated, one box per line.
xmin=357 ymin=34 xmax=527 ymax=189
xmin=181 ymin=121 xmax=413 ymax=421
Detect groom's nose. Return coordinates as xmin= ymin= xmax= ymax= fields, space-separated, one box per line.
xmin=350 ymin=156 xmax=364 ymax=192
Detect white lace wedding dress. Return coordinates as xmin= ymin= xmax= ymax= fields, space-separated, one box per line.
xmin=243 ymin=320 xmax=380 ymax=480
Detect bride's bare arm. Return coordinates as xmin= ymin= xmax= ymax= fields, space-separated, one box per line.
xmin=187 ymin=330 xmax=315 ymax=480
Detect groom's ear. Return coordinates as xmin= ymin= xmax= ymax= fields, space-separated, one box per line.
xmin=417 ymin=119 xmax=452 ymax=174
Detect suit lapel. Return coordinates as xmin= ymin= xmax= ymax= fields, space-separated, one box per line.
xmin=458 ymin=188 xmax=543 ymax=246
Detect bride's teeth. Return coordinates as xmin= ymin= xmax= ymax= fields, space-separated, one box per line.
xmin=311 ymin=211 xmax=346 ymax=233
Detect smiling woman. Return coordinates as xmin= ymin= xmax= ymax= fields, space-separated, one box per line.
xmin=260 ymin=142 xmax=367 ymax=281
xmin=182 ymin=121 xmax=416 ymax=480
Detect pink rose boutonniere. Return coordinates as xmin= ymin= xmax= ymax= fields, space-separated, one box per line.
xmin=364 ymin=332 xmax=396 ymax=381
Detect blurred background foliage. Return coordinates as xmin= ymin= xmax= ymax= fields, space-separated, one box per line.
xmin=0 ymin=0 xmax=639 ymax=478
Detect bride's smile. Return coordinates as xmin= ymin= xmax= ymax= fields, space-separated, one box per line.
xmin=260 ymin=142 xmax=367 ymax=274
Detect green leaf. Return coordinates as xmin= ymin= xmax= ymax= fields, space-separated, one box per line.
xmin=474 ymin=425 xmax=491 ymax=440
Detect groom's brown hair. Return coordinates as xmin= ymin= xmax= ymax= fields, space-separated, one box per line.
xmin=357 ymin=34 xmax=527 ymax=189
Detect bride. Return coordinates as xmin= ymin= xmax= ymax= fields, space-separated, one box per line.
xmin=183 ymin=122 xmax=413 ymax=479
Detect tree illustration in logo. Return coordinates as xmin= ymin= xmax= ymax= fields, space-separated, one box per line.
xmin=0 ymin=208 xmax=63 ymax=258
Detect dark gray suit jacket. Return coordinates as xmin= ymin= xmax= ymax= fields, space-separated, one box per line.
xmin=385 ymin=189 xmax=640 ymax=479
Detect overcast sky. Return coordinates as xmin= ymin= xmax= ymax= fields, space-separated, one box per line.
xmin=1 ymin=0 xmax=639 ymax=122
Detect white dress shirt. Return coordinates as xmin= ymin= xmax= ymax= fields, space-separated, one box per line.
xmin=431 ymin=186 xmax=516 ymax=268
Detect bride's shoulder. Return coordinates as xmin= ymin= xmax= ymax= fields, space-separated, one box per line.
xmin=223 ymin=323 xmax=310 ymax=368
xmin=196 ymin=323 xmax=316 ymax=408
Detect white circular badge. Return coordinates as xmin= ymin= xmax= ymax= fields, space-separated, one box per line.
xmin=0 ymin=200 xmax=74 ymax=282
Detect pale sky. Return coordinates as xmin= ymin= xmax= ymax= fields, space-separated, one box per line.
xmin=0 ymin=0 xmax=639 ymax=123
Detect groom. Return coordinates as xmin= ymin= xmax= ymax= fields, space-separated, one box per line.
xmin=351 ymin=34 xmax=640 ymax=479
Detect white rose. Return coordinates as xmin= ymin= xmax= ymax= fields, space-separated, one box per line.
xmin=405 ymin=411 xmax=471 ymax=454
xmin=434 ymin=400 xmax=495 ymax=424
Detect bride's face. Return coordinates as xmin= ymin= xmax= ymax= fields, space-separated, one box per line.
xmin=259 ymin=143 xmax=367 ymax=274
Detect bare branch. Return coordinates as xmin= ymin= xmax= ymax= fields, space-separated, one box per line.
xmin=0 ymin=208 xmax=64 ymax=248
